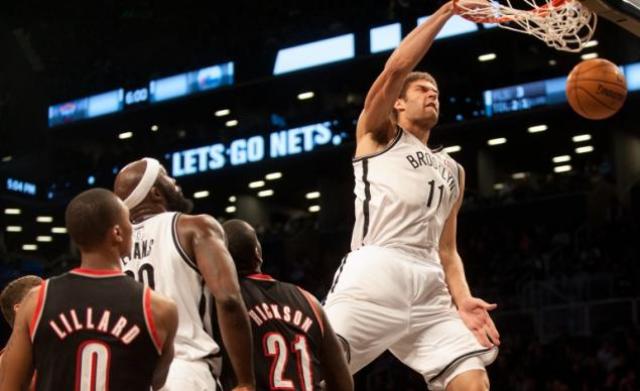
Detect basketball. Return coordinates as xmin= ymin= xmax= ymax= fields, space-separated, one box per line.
xmin=566 ymin=58 xmax=627 ymax=120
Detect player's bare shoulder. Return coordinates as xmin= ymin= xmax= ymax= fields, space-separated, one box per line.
xmin=176 ymin=214 xmax=224 ymax=239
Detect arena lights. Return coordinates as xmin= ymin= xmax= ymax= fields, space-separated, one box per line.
xmin=581 ymin=52 xmax=598 ymax=60
xmin=443 ymin=145 xmax=461 ymax=154
xmin=305 ymin=191 xmax=320 ymax=199
xmin=228 ymin=196 xmax=236 ymax=203
xmin=6 ymin=226 xmax=22 ymax=232
xmin=118 ymin=131 xmax=133 ymax=140
xmin=193 ymin=190 xmax=210 ymax=199
xmin=225 ymin=206 xmax=237 ymax=213
xmin=297 ymin=91 xmax=315 ymax=100
xmin=51 ymin=227 xmax=67 ymax=234
xmin=549 ymin=59 xmax=557 ymax=66
xmin=258 ymin=189 xmax=274 ymax=198
xmin=493 ymin=183 xmax=505 ymax=190
xmin=528 ymin=124 xmax=548 ymax=133
xmin=554 ymin=165 xmax=572 ymax=173
xmin=22 ymin=244 xmax=37 ymax=251
xmin=225 ymin=120 xmax=238 ymax=127
xmin=572 ymin=134 xmax=592 ymax=142
xmin=2 ymin=156 xmax=12 ymax=162
xmin=576 ymin=145 xmax=594 ymax=154
xmin=370 ymin=23 xmax=401 ymax=53
xmin=36 ymin=216 xmax=53 ymax=223
xmin=37 ymin=236 xmax=53 ymax=242
xmin=552 ymin=155 xmax=571 ymax=163
xmin=151 ymin=125 xmax=159 ymax=131
xmin=249 ymin=180 xmax=265 ymax=189
xmin=308 ymin=205 xmax=321 ymax=213
xmin=215 ymin=109 xmax=230 ymax=117
xmin=4 ymin=208 xmax=21 ymax=215
xmin=273 ymin=34 xmax=355 ymax=75
xmin=512 ymin=172 xmax=528 ymax=179
xmin=478 ymin=53 xmax=497 ymax=62
xmin=487 ymin=137 xmax=507 ymax=146
xmin=584 ymin=40 xmax=599 ymax=48
xmin=417 ymin=15 xmax=478 ymax=39
xmin=265 ymin=172 xmax=282 ymax=180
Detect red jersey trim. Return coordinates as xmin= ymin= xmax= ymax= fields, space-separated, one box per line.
xmin=297 ymin=287 xmax=324 ymax=336
xmin=246 ymin=273 xmax=276 ymax=281
xmin=143 ymin=288 xmax=163 ymax=354
xmin=70 ymin=268 xmax=124 ymax=277
xmin=29 ymin=280 xmax=48 ymax=341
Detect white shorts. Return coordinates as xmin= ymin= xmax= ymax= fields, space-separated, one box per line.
xmin=324 ymin=246 xmax=498 ymax=390
xmin=160 ymin=358 xmax=221 ymax=391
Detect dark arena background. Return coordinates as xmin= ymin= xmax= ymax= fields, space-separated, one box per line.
xmin=1 ymin=0 xmax=640 ymax=389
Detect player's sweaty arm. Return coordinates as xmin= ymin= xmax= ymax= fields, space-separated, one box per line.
xmin=149 ymin=290 xmax=178 ymax=391
xmin=356 ymin=2 xmax=454 ymax=146
xmin=300 ymin=289 xmax=353 ymax=391
xmin=178 ymin=214 xmax=255 ymax=389
xmin=439 ymin=166 xmax=501 ymax=348
xmin=439 ymin=165 xmax=471 ymax=304
xmin=0 ymin=286 xmax=38 ymax=391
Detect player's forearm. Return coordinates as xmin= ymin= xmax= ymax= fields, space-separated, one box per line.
xmin=216 ymin=297 xmax=255 ymax=388
xmin=384 ymin=2 xmax=453 ymax=74
xmin=440 ymin=251 xmax=472 ymax=306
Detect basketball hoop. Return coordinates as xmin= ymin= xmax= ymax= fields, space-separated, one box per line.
xmin=453 ymin=0 xmax=597 ymax=52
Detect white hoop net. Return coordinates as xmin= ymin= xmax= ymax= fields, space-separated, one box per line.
xmin=453 ymin=0 xmax=597 ymax=52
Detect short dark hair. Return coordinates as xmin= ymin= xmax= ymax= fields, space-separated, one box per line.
xmin=0 ymin=275 xmax=42 ymax=326
xmin=392 ymin=71 xmax=438 ymax=121
xmin=222 ymin=219 xmax=259 ymax=274
xmin=65 ymin=188 xmax=123 ymax=250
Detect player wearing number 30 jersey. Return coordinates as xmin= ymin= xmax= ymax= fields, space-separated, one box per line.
xmin=222 ymin=220 xmax=352 ymax=391
xmin=0 ymin=188 xmax=178 ymax=391
xmin=114 ymin=158 xmax=255 ymax=391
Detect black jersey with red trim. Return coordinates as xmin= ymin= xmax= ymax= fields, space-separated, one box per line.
xmin=240 ymin=274 xmax=324 ymax=391
xmin=31 ymin=268 xmax=161 ymax=391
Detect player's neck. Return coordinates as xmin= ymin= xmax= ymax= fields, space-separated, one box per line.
xmin=80 ymin=249 xmax=122 ymax=271
xmin=398 ymin=119 xmax=431 ymax=145
xmin=130 ymin=202 xmax=168 ymax=224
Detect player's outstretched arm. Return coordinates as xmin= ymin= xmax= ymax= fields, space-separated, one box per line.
xmin=0 ymin=286 xmax=38 ymax=391
xmin=149 ymin=289 xmax=178 ymax=391
xmin=356 ymin=2 xmax=454 ymax=146
xmin=178 ymin=214 xmax=255 ymax=390
xmin=300 ymin=290 xmax=353 ymax=391
xmin=438 ymin=165 xmax=501 ymax=348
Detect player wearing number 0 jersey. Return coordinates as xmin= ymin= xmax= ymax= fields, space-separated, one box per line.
xmin=114 ymin=158 xmax=255 ymax=391
xmin=324 ymin=2 xmax=500 ymax=391
xmin=0 ymin=188 xmax=178 ymax=391
xmin=222 ymin=220 xmax=353 ymax=391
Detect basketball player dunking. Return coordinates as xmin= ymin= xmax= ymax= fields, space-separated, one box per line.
xmin=324 ymin=2 xmax=500 ymax=390
xmin=0 ymin=188 xmax=178 ymax=390
xmin=222 ymin=219 xmax=353 ymax=391
xmin=114 ymin=158 xmax=255 ymax=391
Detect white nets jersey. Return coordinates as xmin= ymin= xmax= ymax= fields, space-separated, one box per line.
xmin=121 ymin=212 xmax=219 ymax=363
xmin=351 ymin=127 xmax=461 ymax=262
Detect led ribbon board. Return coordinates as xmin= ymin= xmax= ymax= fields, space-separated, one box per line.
xmin=6 ymin=178 xmax=37 ymax=196
xmin=483 ymin=61 xmax=640 ymax=117
xmin=170 ymin=122 xmax=345 ymax=177
xmin=48 ymin=62 xmax=234 ymax=127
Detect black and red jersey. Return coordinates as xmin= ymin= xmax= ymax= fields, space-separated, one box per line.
xmin=31 ymin=268 xmax=162 ymax=391
xmin=240 ymin=274 xmax=325 ymax=391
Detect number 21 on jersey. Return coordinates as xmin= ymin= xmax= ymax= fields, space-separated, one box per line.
xmin=263 ymin=332 xmax=313 ymax=390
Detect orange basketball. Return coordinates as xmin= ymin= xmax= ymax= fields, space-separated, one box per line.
xmin=566 ymin=58 xmax=627 ymax=120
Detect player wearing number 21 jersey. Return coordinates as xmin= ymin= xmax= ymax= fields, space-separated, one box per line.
xmin=222 ymin=220 xmax=352 ymax=391
xmin=0 ymin=188 xmax=178 ymax=391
